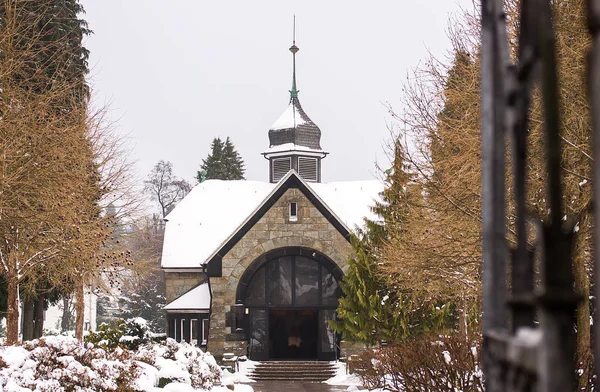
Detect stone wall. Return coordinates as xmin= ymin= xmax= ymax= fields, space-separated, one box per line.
xmin=165 ymin=272 xmax=207 ymax=303
xmin=207 ymin=187 xmax=352 ymax=359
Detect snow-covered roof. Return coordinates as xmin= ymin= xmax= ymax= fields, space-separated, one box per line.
xmin=262 ymin=142 xmax=327 ymax=156
xmin=161 ymin=180 xmax=274 ymax=269
xmin=270 ymin=101 xmax=306 ymax=130
xmin=161 ymin=171 xmax=383 ymax=269
xmin=163 ymin=283 xmax=211 ymax=311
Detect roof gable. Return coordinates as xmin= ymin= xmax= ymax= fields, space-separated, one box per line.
xmin=161 ymin=171 xmax=382 ymax=270
xmin=205 ymin=171 xmax=352 ymax=274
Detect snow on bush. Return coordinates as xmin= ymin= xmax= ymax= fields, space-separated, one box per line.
xmin=135 ymin=338 xmax=221 ymax=390
xmin=0 ymin=336 xmax=222 ymax=391
xmin=0 ymin=336 xmax=140 ymax=391
xmin=86 ymin=317 xmax=164 ymax=351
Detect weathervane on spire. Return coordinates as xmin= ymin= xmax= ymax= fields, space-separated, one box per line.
xmin=289 ymin=15 xmax=299 ymax=98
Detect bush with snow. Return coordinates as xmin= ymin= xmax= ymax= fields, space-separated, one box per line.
xmin=134 ymin=338 xmax=222 ymax=390
xmin=0 ymin=336 xmax=140 ymax=391
xmin=0 ymin=336 xmax=222 ymax=391
xmin=86 ymin=317 xmax=164 ymax=351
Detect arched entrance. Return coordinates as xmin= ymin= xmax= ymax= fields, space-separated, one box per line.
xmin=237 ymin=247 xmax=343 ymax=361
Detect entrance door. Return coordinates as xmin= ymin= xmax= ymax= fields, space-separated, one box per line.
xmin=241 ymin=249 xmax=343 ymax=361
xmin=269 ymin=308 xmax=318 ymax=360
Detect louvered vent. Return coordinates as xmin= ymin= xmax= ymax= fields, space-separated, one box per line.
xmin=272 ymin=157 xmax=291 ymax=182
xmin=298 ymin=157 xmax=318 ymax=182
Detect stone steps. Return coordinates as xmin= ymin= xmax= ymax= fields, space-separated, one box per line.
xmin=248 ymin=361 xmax=337 ymax=381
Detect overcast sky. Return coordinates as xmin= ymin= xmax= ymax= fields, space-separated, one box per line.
xmin=79 ymin=0 xmax=473 ymax=185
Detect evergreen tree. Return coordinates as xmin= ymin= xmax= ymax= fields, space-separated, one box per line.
xmin=333 ymin=141 xmax=452 ymax=344
xmin=198 ymin=137 xmax=246 ymax=181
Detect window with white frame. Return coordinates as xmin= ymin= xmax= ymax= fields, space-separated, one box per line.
xmin=289 ymin=202 xmax=298 ymax=222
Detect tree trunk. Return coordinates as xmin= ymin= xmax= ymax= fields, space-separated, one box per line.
xmin=6 ymin=274 xmax=19 ymax=345
xmin=22 ymin=299 xmax=34 ymax=341
xmin=573 ymin=212 xmax=591 ymax=390
xmin=75 ymin=278 xmax=84 ymax=341
xmin=61 ymin=297 xmax=71 ymax=332
xmin=33 ymin=294 xmax=45 ymax=338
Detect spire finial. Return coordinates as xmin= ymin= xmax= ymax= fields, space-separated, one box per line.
xmin=289 ymin=15 xmax=299 ymax=98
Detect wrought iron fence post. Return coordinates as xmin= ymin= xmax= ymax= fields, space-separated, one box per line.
xmin=481 ymin=0 xmax=580 ymax=390
xmin=481 ymin=0 xmax=510 ymax=390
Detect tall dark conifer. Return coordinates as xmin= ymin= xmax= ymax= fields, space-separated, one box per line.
xmin=198 ymin=137 xmax=246 ymax=181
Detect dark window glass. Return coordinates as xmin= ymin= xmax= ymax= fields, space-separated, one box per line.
xmin=322 ymin=271 xmax=341 ymax=306
xmin=246 ymin=267 xmax=266 ymax=306
xmin=268 ymin=257 xmax=293 ymax=305
xmin=249 ymin=309 xmax=267 ymax=358
xmin=180 ymin=318 xmax=186 ymax=342
xmin=191 ymin=319 xmax=199 ymax=343
xmin=320 ymin=310 xmax=336 ymax=352
xmin=202 ymin=319 xmax=210 ymax=344
xmin=168 ymin=318 xmax=176 ymax=339
xmin=290 ymin=202 xmax=297 ymax=219
xmin=295 ymin=257 xmax=320 ymax=305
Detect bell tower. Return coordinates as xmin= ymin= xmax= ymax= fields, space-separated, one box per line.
xmin=262 ymin=19 xmax=328 ymax=183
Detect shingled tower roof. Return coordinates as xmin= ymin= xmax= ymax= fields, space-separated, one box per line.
xmin=267 ymin=35 xmax=322 ymax=151
xmin=268 ymin=96 xmax=322 ymax=150
xmin=263 ymin=21 xmax=327 ymax=183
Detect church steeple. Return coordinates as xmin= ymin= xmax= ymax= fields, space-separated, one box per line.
xmin=289 ymin=16 xmax=299 ymax=98
xmin=262 ymin=20 xmax=328 ymax=184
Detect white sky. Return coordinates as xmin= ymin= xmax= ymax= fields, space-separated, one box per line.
xmin=80 ymin=0 xmax=473 ymax=184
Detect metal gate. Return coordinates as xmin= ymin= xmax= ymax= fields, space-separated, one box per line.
xmin=481 ymin=0 xmax=600 ymax=390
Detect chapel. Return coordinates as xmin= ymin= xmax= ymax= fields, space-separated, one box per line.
xmin=161 ymin=38 xmax=382 ymax=361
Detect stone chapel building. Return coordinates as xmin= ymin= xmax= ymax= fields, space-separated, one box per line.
xmin=161 ymin=40 xmax=382 ymax=362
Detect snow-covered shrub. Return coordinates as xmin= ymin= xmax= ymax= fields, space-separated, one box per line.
xmin=0 ymin=336 xmax=140 ymax=391
xmin=0 ymin=336 xmax=224 ymax=391
xmin=86 ymin=317 xmax=158 ymax=350
xmin=134 ymin=338 xmax=222 ymax=390
xmin=352 ymin=334 xmax=483 ymax=392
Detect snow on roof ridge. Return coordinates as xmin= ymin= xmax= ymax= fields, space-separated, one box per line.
xmin=270 ymin=101 xmax=306 ymax=130
xmin=161 ymin=174 xmax=384 ymax=269
xmin=262 ymin=142 xmax=326 ymax=155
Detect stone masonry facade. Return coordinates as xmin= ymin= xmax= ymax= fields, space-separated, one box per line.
xmin=207 ymin=188 xmax=352 ymax=360
xmin=165 ymin=272 xmax=207 ymax=303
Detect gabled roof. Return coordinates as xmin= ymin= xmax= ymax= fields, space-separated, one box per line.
xmin=163 ymin=283 xmax=211 ymax=311
xmin=161 ymin=171 xmax=382 ymax=270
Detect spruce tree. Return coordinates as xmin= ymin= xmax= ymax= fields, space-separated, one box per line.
xmin=198 ymin=137 xmax=246 ymax=181
xmin=222 ymin=137 xmax=246 ymax=180
xmin=332 ymin=141 xmax=451 ymax=344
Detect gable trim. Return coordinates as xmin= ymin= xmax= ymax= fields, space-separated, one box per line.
xmin=205 ymin=171 xmax=351 ymax=277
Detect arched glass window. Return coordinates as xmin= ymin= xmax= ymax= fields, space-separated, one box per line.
xmin=241 ymin=250 xmax=343 ymax=361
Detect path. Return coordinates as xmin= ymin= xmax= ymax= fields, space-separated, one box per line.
xmin=248 ymin=381 xmax=351 ymax=392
